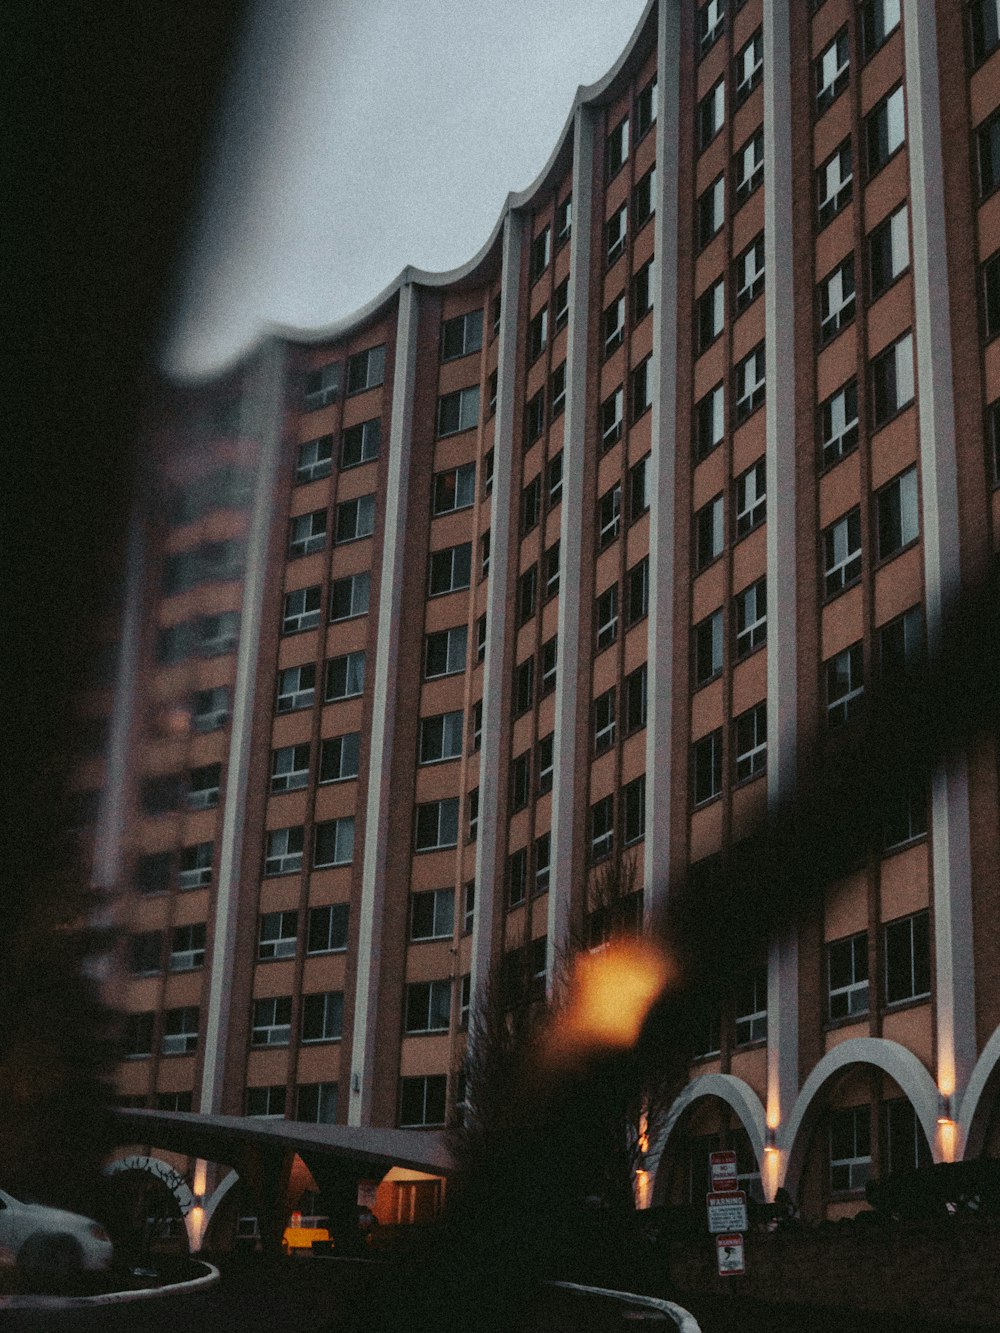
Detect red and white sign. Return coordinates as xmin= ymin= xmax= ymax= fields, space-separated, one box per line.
xmin=709 ymin=1149 xmax=738 ymax=1193
xmin=716 ymin=1233 xmax=745 ymax=1277
xmin=706 ymin=1190 xmax=748 ymax=1234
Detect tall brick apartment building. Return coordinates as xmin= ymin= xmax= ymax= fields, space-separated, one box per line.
xmin=88 ymin=0 xmax=1000 ymax=1224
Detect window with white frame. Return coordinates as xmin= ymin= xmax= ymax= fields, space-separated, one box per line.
xmin=733 ymin=234 xmax=764 ymax=313
xmin=528 ymin=306 xmax=549 ymax=363
xmin=604 ymin=293 xmax=625 ymax=358
xmin=697 ymin=175 xmax=725 ymax=249
xmin=246 ymin=1085 xmax=286 ymax=1119
xmin=405 ymin=980 xmax=451 ymax=1034
xmin=815 ymin=28 xmax=849 ymax=115
xmin=550 ymin=362 xmax=567 ymax=418
xmin=525 ymin=388 xmax=545 ymax=444
xmin=733 ymin=702 xmax=767 ymax=781
xmin=170 ymin=923 xmax=206 ymax=971
xmin=695 ymin=383 xmax=724 ymax=461
xmin=826 ymin=642 xmax=864 ymax=727
xmin=488 ymin=369 xmax=498 ymax=417
xmin=296 ymin=434 xmax=333 ymax=483
xmin=301 ymin=990 xmax=343 ymax=1043
xmin=625 ymin=556 xmax=649 ymax=626
xmin=319 ymin=732 xmax=360 ymax=783
xmin=601 ymin=386 xmax=624 ymax=450
xmin=633 ymin=165 xmax=656 ymax=229
xmin=628 ymin=453 xmax=650 ymax=522
xmin=282 ymin=585 xmax=321 ymax=634
xmin=878 ymin=605 xmax=924 ymax=679
xmin=471 ymin=699 xmax=483 ymax=751
xmin=513 ymin=658 xmax=534 ymax=715
xmin=162 ymin=1006 xmax=199 ymax=1056
xmin=326 ymin=650 xmax=365 ymax=700
xmin=296 ymin=1082 xmax=337 ymax=1124
xmin=428 ymin=543 xmax=472 ymax=596
xmin=594 ymin=687 xmax=616 ymax=755
xmin=463 ymin=881 xmax=475 ymax=935
xmin=829 ymin=1105 xmax=872 ymax=1192
xmin=819 ymin=380 xmax=859 ymax=467
xmin=547 ymin=452 xmax=563 ymax=508
xmin=187 ymin=763 xmax=221 ymax=810
xmin=544 ymin=540 xmax=560 ymax=600
xmin=410 ymin=890 xmax=453 ymax=943
xmin=554 ymin=277 xmax=570 ymax=331
xmin=265 ymin=825 xmax=304 ymax=876
xmin=884 ymin=782 xmax=928 ymax=850
xmin=590 ymin=795 xmax=614 ymax=862
xmin=341 ymin=418 xmax=381 ymax=468
xmin=304 ymin=361 xmax=340 ymax=410
xmin=694 ymin=494 xmax=724 ymax=570
xmin=467 ymin=786 xmax=479 ymax=841
xmin=693 ymin=610 xmax=723 ymax=687
xmin=692 ymin=729 xmax=723 ymax=805
xmin=530 ymin=226 xmax=551 ymax=282
xmin=871 ymin=332 xmax=914 ymax=427
xmin=598 ymin=482 xmax=622 ymax=549
xmin=508 ymin=848 xmax=527 ymax=906
xmin=336 ymin=494 xmax=376 ymax=543
xmin=191 ymin=685 xmax=229 ymax=732
xmin=884 ymin=910 xmax=930 ymax=1004
xmin=875 ymin=466 xmax=919 ymax=559
xmin=734 ymin=577 xmax=766 ymax=659
xmin=437 ymin=385 xmax=480 ymax=437
xmin=819 ymin=256 xmax=856 ymax=344
xmin=734 ymin=458 xmax=766 ymax=537
xmin=198 ymin=609 xmax=240 ymax=655
xmin=314 ymin=817 xmax=354 ymax=867
xmin=697 ymin=78 xmax=725 ymax=151
xmin=288 ymin=509 xmax=327 ymax=558
xmin=868 ymin=204 xmax=909 ymax=299
xmin=271 ymin=743 xmax=309 ymax=794
xmin=399 ymin=1075 xmax=447 ymax=1128
xmin=827 ymin=932 xmax=869 ymax=1020
xmin=606 ymin=204 xmax=627 ymax=266
xmin=518 ymin=566 xmax=537 ymax=624
xmin=441 ymin=308 xmax=483 ymax=361
xmin=476 ymin=614 xmax=487 ymax=662
xmin=636 ymin=74 xmax=657 ymax=138
xmin=623 ymin=774 xmax=646 ymax=845
xmin=307 ymin=902 xmax=349 ymax=954
xmin=258 ymin=910 xmax=298 ymax=961
xmin=329 ymin=572 xmax=370 ymax=620
xmin=178 ymin=841 xmax=212 ymax=890
xmin=697 ymin=279 xmax=725 ymax=353
xmin=698 ymin=0 xmax=725 ymax=55
xmin=420 ymin=711 xmax=464 ymax=765
xmin=277 ymin=663 xmax=316 ymax=713
xmin=522 ymin=476 xmax=541 ymax=534
xmin=823 ymin=507 xmax=862 ymax=597
xmin=817 ymin=140 xmax=853 ymax=228
xmin=865 ymin=85 xmax=905 ymax=176
xmin=251 ymin=997 xmax=291 ymax=1047
xmin=595 ymin=585 xmax=618 ymax=652
xmin=860 ymin=0 xmax=900 ymax=60
xmin=733 ymin=343 xmax=765 ymax=423
xmin=415 ymin=798 xmax=459 ymax=851
xmin=625 ymin=663 xmax=647 ymax=734
xmin=556 ymin=194 xmax=572 ymax=244
xmin=346 ymin=344 xmax=386 ymax=394
xmin=424 ymin=626 xmax=466 ymax=679
xmin=735 ymin=966 xmax=767 ymax=1045
xmin=734 ymin=28 xmax=763 ymax=104
xmin=606 ymin=116 xmax=629 ymax=178
xmin=633 ymin=257 xmax=655 ymax=323
xmin=537 ymin=733 xmax=554 ymax=795
xmin=734 ymin=129 xmax=764 ymax=205
xmin=541 ymin=635 xmax=558 ymax=695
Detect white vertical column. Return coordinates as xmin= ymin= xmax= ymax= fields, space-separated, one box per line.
xmin=548 ymin=102 xmax=597 ymax=981
xmin=200 ymin=338 xmax=286 ymax=1114
xmin=644 ymin=0 xmax=682 ymax=924
xmin=349 ymin=283 xmax=420 ymax=1126
xmin=904 ymin=0 xmax=976 ymax=1108
xmin=763 ymin=0 xmax=799 ymax=1167
xmin=470 ymin=211 xmax=526 ymax=1005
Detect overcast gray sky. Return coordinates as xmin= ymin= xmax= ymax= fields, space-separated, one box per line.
xmin=165 ymin=0 xmax=648 ymax=379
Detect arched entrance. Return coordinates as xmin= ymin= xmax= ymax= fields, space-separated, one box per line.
xmin=650 ymin=1074 xmax=767 ymax=1208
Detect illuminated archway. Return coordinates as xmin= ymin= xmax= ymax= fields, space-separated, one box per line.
xmin=779 ymin=1038 xmax=939 ymax=1198
xmin=649 ymin=1073 xmax=767 ymax=1205
xmin=959 ymin=1023 xmax=1000 ymax=1159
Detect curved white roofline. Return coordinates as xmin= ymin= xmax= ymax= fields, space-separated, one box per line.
xmin=178 ymin=0 xmax=657 ymax=383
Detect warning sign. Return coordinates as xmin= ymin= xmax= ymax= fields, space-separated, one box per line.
xmin=716 ymin=1233 xmax=745 ymax=1276
xmin=709 ymin=1149 xmax=738 ymax=1193
xmin=706 ymin=1190 xmax=748 ymax=1234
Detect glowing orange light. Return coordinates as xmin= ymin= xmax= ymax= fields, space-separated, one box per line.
xmin=548 ymin=938 xmax=673 ymax=1060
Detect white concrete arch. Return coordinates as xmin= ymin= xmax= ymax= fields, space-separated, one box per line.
xmin=779 ymin=1038 xmax=940 ymax=1196
xmin=958 ymin=1024 xmax=1000 ymax=1160
xmin=649 ymin=1074 xmax=767 ymax=1203
xmin=104 ymin=1154 xmax=196 ymax=1214
xmin=202 ymin=1168 xmax=241 ymax=1237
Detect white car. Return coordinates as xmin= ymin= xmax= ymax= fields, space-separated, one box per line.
xmin=0 ymin=1188 xmax=113 ymax=1276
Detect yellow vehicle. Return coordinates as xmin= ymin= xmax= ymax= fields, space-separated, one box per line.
xmin=281 ymin=1214 xmax=330 ymax=1255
